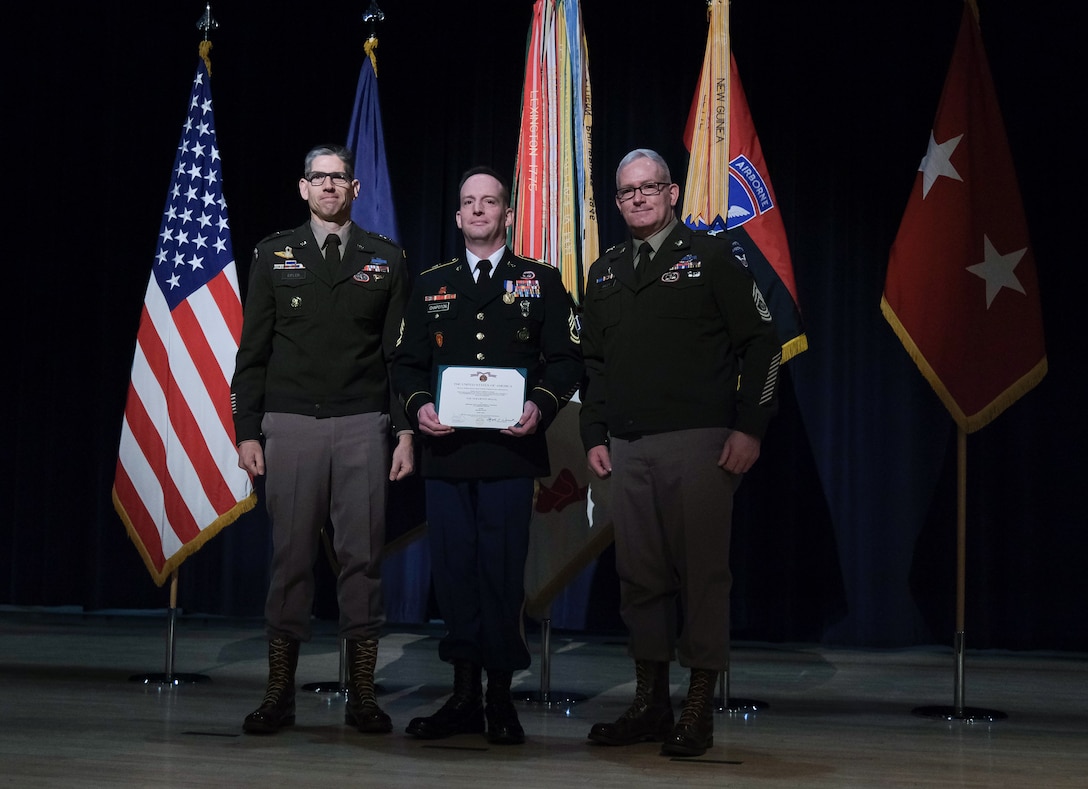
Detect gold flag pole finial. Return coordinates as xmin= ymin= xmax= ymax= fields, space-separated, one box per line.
xmin=196 ymin=2 xmax=219 ymax=74
xmin=362 ymin=1 xmax=386 ymax=76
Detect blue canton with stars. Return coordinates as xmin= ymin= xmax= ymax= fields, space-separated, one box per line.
xmin=154 ymin=59 xmax=234 ymax=311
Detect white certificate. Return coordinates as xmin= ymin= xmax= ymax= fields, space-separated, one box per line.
xmin=436 ymin=366 xmax=527 ymax=429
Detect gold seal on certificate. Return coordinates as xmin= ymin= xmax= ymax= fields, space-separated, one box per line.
xmin=436 ymin=366 xmax=527 ymax=429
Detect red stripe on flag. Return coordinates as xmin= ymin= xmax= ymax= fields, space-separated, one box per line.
xmin=133 ymin=314 xmax=205 ymax=545
xmin=172 ymin=292 xmax=237 ymax=458
xmin=113 ymin=451 xmax=167 ymax=571
xmin=159 ymin=302 xmax=244 ymax=517
xmin=207 ymin=268 xmax=243 ymax=342
xmin=120 ymin=364 xmax=202 ymax=547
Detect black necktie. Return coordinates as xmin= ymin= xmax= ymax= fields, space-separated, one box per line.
xmin=636 ymin=242 xmax=652 ymax=283
xmin=324 ymin=234 xmax=341 ymax=271
xmin=476 ymin=259 xmax=492 ymax=286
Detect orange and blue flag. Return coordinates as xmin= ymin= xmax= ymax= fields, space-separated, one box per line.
xmin=682 ymin=0 xmax=807 ymax=362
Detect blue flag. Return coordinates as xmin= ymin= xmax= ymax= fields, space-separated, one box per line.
xmin=346 ymin=51 xmax=399 ymax=244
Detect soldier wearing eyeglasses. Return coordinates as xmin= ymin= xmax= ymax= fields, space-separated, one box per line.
xmin=579 ymin=148 xmax=781 ymax=757
xmin=231 ymin=143 xmax=414 ymax=736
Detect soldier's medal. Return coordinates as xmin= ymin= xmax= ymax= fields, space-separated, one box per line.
xmin=503 ymin=292 xmax=516 ymax=304
xmin=503 ymin=280 xmax=516 ymax=304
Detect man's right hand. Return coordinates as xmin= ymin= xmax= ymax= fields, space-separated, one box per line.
xmin=587 ymin=444 xmax=612 ymax=479
xmin=237 ymin=439 xmax=265 ymax=476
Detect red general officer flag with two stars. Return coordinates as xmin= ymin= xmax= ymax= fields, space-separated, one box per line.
xmin=882 ymin=2 xmax=1046 ymax=433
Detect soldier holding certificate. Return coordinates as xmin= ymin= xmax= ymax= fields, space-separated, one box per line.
xmin=392 ymin=165 xmax=582 ymax=745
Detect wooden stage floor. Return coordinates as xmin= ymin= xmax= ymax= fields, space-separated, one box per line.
xmin=1 ymin=609 xmax=1085 ymax=787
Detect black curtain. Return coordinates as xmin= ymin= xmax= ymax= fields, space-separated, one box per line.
xmin=5 ymin=0 xmax=1084 ymax=650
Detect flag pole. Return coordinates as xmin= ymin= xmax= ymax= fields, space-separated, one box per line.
xmin=129 ymin=569 xmax=210 ymax=686
xmin=697 ymin=0 xmax=770 ymax=716
xmin=301 ymin=529 xmax=349 ymax=696
xmin=514 ymin=613 xmax=588 ymax=709
xmin=301 ymin=1 xmax=394 ymax=699
xmin=912 ymin=428 xmax=1005 ymax=721
xmin=125 ymin=2 xmax=229 ymax=689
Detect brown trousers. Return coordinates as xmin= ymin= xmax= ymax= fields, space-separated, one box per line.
xmin=610 ymin=427 xmax=738 ymax=670
xmin=261 ymin=411 xmax=390 ymax=642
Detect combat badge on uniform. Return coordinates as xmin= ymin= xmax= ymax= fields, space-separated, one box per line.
xmin=273 ymin=246 xmax=305 ymax=269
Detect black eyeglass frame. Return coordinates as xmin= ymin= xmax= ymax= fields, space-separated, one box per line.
xmin=616 ymin=181 xmax=670 ymax=202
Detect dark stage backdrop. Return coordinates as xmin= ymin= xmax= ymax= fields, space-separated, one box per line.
xmin=6 ymin=1 xmax=1084 ymax=650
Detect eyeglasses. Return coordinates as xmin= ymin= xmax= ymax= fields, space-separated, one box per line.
xmin=305 ymin=171 xmax=352 ymax=187
xmin=616 ymin=182 xmax=670 ymax=202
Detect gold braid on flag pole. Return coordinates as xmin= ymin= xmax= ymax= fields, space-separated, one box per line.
xmin=199 ymin=40 xmax=213 ymax=77
xmin=364 ymin=35 xmax=379 ymax=76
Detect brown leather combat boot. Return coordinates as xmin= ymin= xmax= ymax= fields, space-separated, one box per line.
xmin=243 ymin=637 xmax=300 ymax=734
xmin=345 ymin=638 xmax=392 ymax=733
xmin=661 ymin=667 xmax=717 ymax=757
xmin=588 ymin=659 xmax=673 ymax=745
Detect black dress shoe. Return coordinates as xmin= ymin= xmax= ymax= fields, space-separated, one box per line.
xmin=485 ymin=699 xmax=525 ymax=745
xmin=406 ymin=694 xmax=484 ymax=739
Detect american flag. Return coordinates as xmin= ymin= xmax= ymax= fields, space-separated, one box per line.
xmin=113 ymin=55 xmax=256 ymax=586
